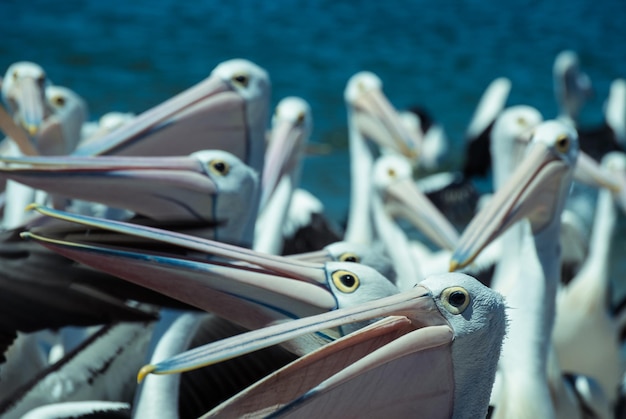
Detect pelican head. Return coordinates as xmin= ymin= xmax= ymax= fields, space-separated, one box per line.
xmin=2 ymin=61 xmax=51 ymax=137
xmin=38 ymin=85 xmax=88 ymax=155
xmin=372 ymin=153 xmax=459 ymax=250
xmin=489 ymin=105 xmax=543 ymax=189
xmin=137 ymin=272 xmax=506 ymax=419
xmin=451 ymin=120 xmax=580 ymax=270
xmin=344 ymin=71 xmax=420 ymax=161
xmin=3 ymin=149 xmax=259 ymax=245
xmin=553 ymin=50 xmax=592 ymax=123
xmin=74 ymin=59 xmax=270 ymax=174
xmin=260 ymin=97 xmax=312 ymax=209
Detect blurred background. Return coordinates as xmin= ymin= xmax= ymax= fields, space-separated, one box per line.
xmin=1 ymin=0 xmax=624 ymax=223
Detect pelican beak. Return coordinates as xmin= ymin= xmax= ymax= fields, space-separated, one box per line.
xmin=450 ymin=141 xmax=572 ymax=270
xmin=574 ymin=151 xmax=622 ymax=193
xmin=74 ymin=74 xmax=246 ymax=158
xmin=286 ymin=248 xmax=332 ymax=263
xmin=23 ymin=206 xmax=339 ymax=339
xmin=383 ymin=176 xmax=459 ymax=251
xmin=0 ymin=104 xmax=38 ymax=155
xmin=260 ymin=116 xmax=307 ymax=209
xmin=13 ymin=75 xmax=46 ymax=137
xmin=351 ymin=87 xmax=420 ymax=161
xmin=136 ymin=283 xmax=449 ymax=381
xmin=0 ymin=155 xmax=219 ymax=222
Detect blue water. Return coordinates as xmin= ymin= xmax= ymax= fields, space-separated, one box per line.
xmin=1 ymin=0 xmax=625 ymax=236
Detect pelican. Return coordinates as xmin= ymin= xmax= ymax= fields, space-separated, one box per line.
xmin=1 ymin=85 xmax=89 ymax=229
xmin=136 ymin=272 xmax=506 ymax=419
xmin=73 ymin=59 xmax=270 ymax=176
xmin=0 ymin=147 xmax=258 ymax=360
xmin=450 ymin=120 xmax=618 ymax=418
xmin=370 ymin=154 xmax=460 ymax=290
xmin=254 ymin=97 xmax=311 ymax=254
xmin=38 ymin=85 xmax=88 ymax=155
xmin=0 ymin=149 xmax=260 ymax=245
xmin=553 ymin=50 xmax=592 ymax=126
xmin=1 ymin=61 xmax=51 ymax=137
xmin=553 ymin=151 xmax=626 ymax=403
xmin=343 ymin=71 xmax=420 ymax=244
xmin=23 ymin=204 xmax=400 ymax=356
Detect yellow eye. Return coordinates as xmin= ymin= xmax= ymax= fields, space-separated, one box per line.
xmin=208 ymin=159 xmax=230 ymax=176
xmin=555 ymin=134 xmax=570 ymax=153
xmin=441 ymin=286 xmax=470 ymax=315
xmin=52 ymin=95 xmax=66 ymax=107
xmin=331 ymin=270 xmax=360 ymax=293
xmin=338 ymin=252 xmax=360 ymax=263
xmin=232 ymin=73 xmax=249 ymax=87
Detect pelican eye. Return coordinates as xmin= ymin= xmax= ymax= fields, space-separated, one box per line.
xmin=555 ymin=134 xmax=570 ymax=153
xmin=232 ymin=73 xmax=249 ymax=87
xmin=338 ymin=252 xmax=360 ymax=263
xmin=52 ymin=95 xmax=66 ymax=107
xmin=387 ymin=168 xmax=396 ymax=178
xmin=296 ymin=112 xmax=305 ymax=125
xmin=441 ymin=286 xmax=470 ymax=315
xmin=12 ymin=70 xmax=18 ymax=80
xmin=331 ymin=270 xmax=360 ymax=293
xmin=208 ymin=159 xmax=230 ymax=176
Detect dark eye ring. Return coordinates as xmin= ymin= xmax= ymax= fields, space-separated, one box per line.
xmin=339 ymin=252 xmax=360 ymax=263
xmin=233 ymin=74 xmax=249 ymax=87
xmin=441 ymin=286 xmax=470 ymax=314
xmin=209 ymin=159 xmax=230 ymax=176
xmin=555 ymin=134 xmax=570 ymax=153
xmin=331 ymin=269 xmax=360 ymax=293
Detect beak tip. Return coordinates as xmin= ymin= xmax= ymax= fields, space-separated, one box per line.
xmin=24 ymin=202 xmax=38 ymax=212
xmin=449 ymin=260 xmax=459 ymax=272
xmin=26 ymin=124 xmax=38 ymax=137
xmin=449 ymin=255 xmax=468 ymax=272
xmin=137 ymin=364 xmax=156 ymax=383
